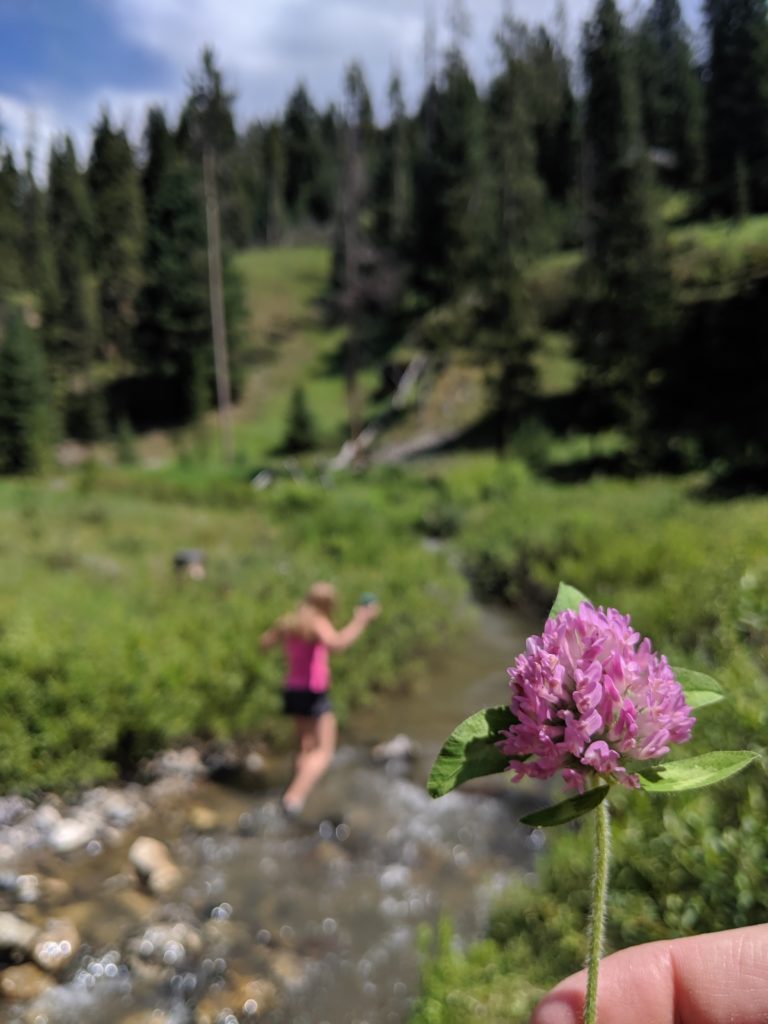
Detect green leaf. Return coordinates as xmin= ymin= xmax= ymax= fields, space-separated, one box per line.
xmin=428 ymin=705 xmax=517 ymax=799
xmin=548 ymin=582 xmax=591 ymax=619
xmin=671 ymin=666 xmax=725 ymax=710
xmin=520 ymin=786 xmax=610 ymax=828
xmin=638 ymin=751 xmax=759 ymax=793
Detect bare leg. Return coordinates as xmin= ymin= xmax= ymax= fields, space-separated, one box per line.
xmin=283 ymin=712 xmax=338 ymax=811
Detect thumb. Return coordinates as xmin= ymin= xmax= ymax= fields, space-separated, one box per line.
xmin=531 ymin=924 xmax=768 ymax=1024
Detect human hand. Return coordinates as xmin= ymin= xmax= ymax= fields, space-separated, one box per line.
xmin=530 ymin=924 xmax=768 ymax=1024
xmin=354 ymin=601 xmax=381 ymax=623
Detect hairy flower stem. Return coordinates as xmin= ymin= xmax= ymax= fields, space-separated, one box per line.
xmin=584 ymin=797 xmax=611 ymax=1024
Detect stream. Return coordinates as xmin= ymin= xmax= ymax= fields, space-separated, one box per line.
xmin=0 ymin=604 xmax=546 ymax=1024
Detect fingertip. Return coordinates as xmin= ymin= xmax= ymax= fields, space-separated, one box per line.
xmin=530 ymin=978 xmax=584 ymax=1024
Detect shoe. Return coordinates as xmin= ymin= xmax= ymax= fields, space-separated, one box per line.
xmin=280 ymin=798 xmax=304 ymax=821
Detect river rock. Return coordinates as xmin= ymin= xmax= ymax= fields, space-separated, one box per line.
xmin=144 ymin=746 xmax=206 ymax=781
xmin=0 ymin=912 xmax=38 ymax=956
xmin=126 ymin=920 xmax=203 ymax=983
xmin=0 ymin=796 xmax=32 ymax=828
xmin=128 ymin=837 xmax=182 ymax=896
xmin=121 ymin=1013 xmax=172 ymax=1024
xmin=202 ymin=917 xmax=250 ymax=958
xmin=32 ymin=918 xmax=81 ymax=973
xmin=81 ymin=786 xmax=150 ymax=828
xmin=188 ymin=804 xmax=219 ymax=832
xmin=371 ymin=733 xmax=421 ymax=763
xmin=39 ymin=876 xmax=73 ymax=904
xmin=244 ymin=750 xmax=268 ymax=778
xmin=265 ymin=949 xmax=307 ymax=990
xmin=113 ymin=888 xmax=157 ymax=923
xmin=48 ymin=816 xmax=98 ymax=855
xmin=13 ymin=874 xmax=40 ymax=904
xmin=0 ymin=963 xmax=55 ymax=1001
xmin=196 ymin=975 xmax=279 ymax=1022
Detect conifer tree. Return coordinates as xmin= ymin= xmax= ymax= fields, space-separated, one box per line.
xmin=283 ymin=85 xmax=327 ymax=221
xmin=0 ymin=150 xmax=24 ymax=294
xmin=19 ymin=149 xmax=55 ymax=297
xmin=524 ymin=28 xmax=578 ymax=206
xmin=281 ymin=385 xmax=318 ymax=453
xmin=411 ymin=47 xmax=491 ymax=304
xmin=705 ymin=0 xmax=768 ymax=213
xmin=136 ymin=107 xmax=211 ymax=418
xmin=635 ymin=0 xmax=705 ymax=189
xmin=44 ymin=136 xmax=97 ymax=377
xmin=580 ymin=0 xmax=675 ymax=447
xmin=479 ymin=19 xmax=545 ymax=453
xmin=372 ymin=73 xmax=412 ymax=252
xmin=88 ymin=114 xmax=145 ymax=360
xmin=0 ymin=311 xmax=51 ymax=473
xmin=264 ymin=121 xmax=286 ymax=244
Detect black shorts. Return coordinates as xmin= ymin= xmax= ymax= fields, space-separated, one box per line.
xmin=282 ymin=690 xmax=333 ymax=718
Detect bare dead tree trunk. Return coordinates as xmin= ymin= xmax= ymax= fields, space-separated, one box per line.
xmin=342 ymin=121 xmax=363 ymax=442
xmin=203 ymin=145 xmax=234 ymax=462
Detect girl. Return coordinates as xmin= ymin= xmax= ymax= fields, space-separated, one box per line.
xmin=260 ymin=582 xmax=380 ymax=817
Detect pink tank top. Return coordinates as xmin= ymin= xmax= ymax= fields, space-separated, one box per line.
xmin=284 ymin=637 xmax=331 ymax=694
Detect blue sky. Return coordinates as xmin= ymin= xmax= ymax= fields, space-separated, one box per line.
xmin=0 ymin=0 xmax=703 ymax=167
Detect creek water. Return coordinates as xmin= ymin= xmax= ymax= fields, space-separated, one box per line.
xmin=1 ymin=604 xmax=547 ymax=1024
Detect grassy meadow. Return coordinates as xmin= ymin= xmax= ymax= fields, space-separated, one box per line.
xmin=3 ymin=227 xmax=768 ymax=1018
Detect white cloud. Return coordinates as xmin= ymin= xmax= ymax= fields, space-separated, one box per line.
xmin=0 ymin=93 xmax=59 ymax=173
xmin=3 ymin=0 xmax=704 ymax=166
xmin=105 ymin=0 xmax=602 ymax=122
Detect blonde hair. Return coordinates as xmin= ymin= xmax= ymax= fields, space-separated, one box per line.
xmin=279 ymin=582 xmax=337 ymax=641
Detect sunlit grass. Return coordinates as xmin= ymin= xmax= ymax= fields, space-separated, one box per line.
xmin=231 ymin=246 xmax=379 ymax=462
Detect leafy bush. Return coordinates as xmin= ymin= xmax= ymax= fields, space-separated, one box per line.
xmin=0 ymin=472 xmax=466 ymax=793
xmin=413 ymin=468 xmax=768 ymax=1023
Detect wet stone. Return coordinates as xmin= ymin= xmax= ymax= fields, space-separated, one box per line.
xmin=39 ymin=876 xmax=73 ymax=904
xmin=121 ymin=1012 xmax=173 ymax=1024
xmin=188 ymin=805 xmax=220 ymax=833
xmin=0 ymin=911 xmax=38 ymax=956
xmin=370 ymin=734 xmax=421 ymax=763
xmin=196 ymin=974 xmax=279 ymax=1022
xmin=264 ymin=948 xmax=307 ymax=990
xmin=48 ymin=817 xmax=99 ymax=855
xmin=0 ymin=797 xmax=32 ymax=828
xmin=32 ymin=918 xmax=81 ymax=973
xmin=0 ymin=962 xmax=55 ymax=1001
xmin=128 ymin=837 xmax=183 ymax=897
xmin=126 ymin=920 xmax=204 ymax=982
xmin=144 ymin=747 xmax=207 ymax=781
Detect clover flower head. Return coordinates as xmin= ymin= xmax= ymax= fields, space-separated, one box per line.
xmin=499 ymin=603 xmax=695 ymax=791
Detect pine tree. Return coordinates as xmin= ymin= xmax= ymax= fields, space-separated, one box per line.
xmin=19 ymin=148 xmax=55 ymax=297
xmin=524 ymin=28 xmax=579 ymax=205
xmin=283 ymin=85 xmax=325 ymax=221
xmin=635 ymin=0 xmax=705 ymax=189
xmin=264 ymin=121 xmax=286 ymax=244
xmin=281 ymin=385 xmax=318 ymax=453
xmin=410 ymin=47 xmax=491 ymax=304
xmin=44 ymin=136 xmax=97 ymax=375
xmin=371 ymin=74 xmax=412 ymax=252
xmin=479 ymin=19 xmax=546 ymax=453
xmin=0 ymin=149 xmax=24 ymax=295
xmin=705 ymin=0 xmax=768 ymax=213
xmin=88 ymin=113 xmax=145 ymax=361
xmin=580 ymin=0 xmax=675 ymax=448
xmin=0 ymin=310 xmax=51 ymax=473
xmin=136 ymin=108 xmax=211 ymax=418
